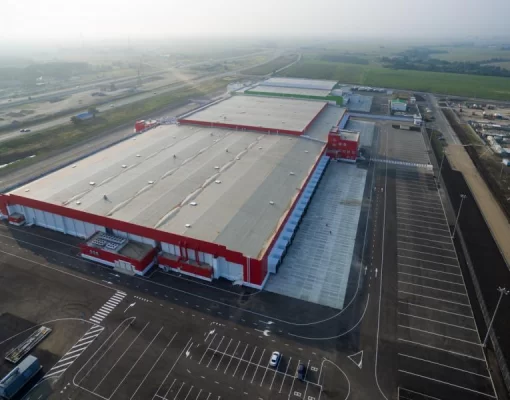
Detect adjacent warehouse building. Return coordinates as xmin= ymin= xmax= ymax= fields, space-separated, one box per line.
xmin=259 ymin=77 xmax=337 ymax=91
xmin=0 ymin=95 xmax=332 ymax=288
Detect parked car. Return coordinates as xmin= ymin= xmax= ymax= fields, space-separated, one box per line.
xmin=269 ymin=351 xmax=281 ymax=368
xmin=297 ymin=363 xmax=306 ymax=381
xmin=19 ymin=128 xmax=31 ymax=133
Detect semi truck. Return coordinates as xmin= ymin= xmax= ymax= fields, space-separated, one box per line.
xmin=0 ymin=356 xmax=41 ymax=399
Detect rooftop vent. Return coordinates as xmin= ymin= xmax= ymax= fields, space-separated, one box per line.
xmin=89 ymin=182 xmax=95 ymax=186
xmin=190 ymin=202 xmax=197 ymax=206
xmin=121 ymin=164 xmax=127 ymax=168
xmin=215 ymin=180 xmax=222 ymax=184
xmin=214 ymin=166 xmax=220 ymax=170
xmin=289 ymin=172 xmax=295 ymax=176
xmin=185 ymin=223 xmax=192 ymax=228
xmin=269 ymin=201 xmax=275 ymax=205
xmin=72 ymin=165 xmax=77 ymax=168
xmin=304 ymin=150 xmax=309 ymax=153
xmin=24 ymin=189 xmax=30 ymax=192
xmin=258 ymin=147 xmax=262 ymax=149
xmin=148 ymin=180 xmax=154 ymax=184
xmin=136 ymin=154 xmax=141 ymax=157
xmin=76 ymin=201 xmax=81 ymax=205
xmin=236 ymin=156 xmax=240 ymax=160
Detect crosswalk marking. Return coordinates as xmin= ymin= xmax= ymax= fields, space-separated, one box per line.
xmin=43 ymin=324 xmax=104 ymax=381
xmin=89 ymin=291 xmax=126 ymax=324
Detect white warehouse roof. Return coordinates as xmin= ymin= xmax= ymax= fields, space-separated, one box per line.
xmin=11 ymin=124 xmax=325 ymax=258
xmin=260 ymin=77 xmax=338 ymax=91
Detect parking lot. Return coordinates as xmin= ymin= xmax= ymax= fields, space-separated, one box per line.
xmin=70 ymin=315 xmax=333 ymax=400
xmin=394 ymin=166 xmax=497 ymax=400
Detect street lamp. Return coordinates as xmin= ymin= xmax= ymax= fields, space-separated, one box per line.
xmin=451 ymin=194 xmax=466 ymax=239
xmin=483 ymin=287 xmax=509 ymax=347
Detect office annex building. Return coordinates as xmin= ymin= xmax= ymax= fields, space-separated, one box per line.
xmin=0 ymin=79 xmax=358 ymax=288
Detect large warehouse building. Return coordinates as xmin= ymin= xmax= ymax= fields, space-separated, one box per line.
xmin=0 ymin=95 xmax=339 ymax=288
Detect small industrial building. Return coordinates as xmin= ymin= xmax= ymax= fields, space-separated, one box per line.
xmin=259 ymin=77 xmax=337 ymax=91
xmin=0 ymin=95 xmax=333 ymax=288
xmin=326 ymin=126 xmax=360 ymax=162
xmin=390 ymin=99 xmax=408 ymax=112
xmin=75 ymin=112 xmax=94 ymax=121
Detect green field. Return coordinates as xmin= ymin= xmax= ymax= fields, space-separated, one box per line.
xmin=0 ymin=79 xmax=227 ymax=170
xmin=241 ymin=54 xmax=299 ymax=75
xmin=430 ymin=47 xmax=510 ymax=62
xmin=278 ymin=60 xmax=510 ymax=100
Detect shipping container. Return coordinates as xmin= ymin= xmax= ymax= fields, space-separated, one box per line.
xmin=0 ymin=356 xmax=41 ymax=399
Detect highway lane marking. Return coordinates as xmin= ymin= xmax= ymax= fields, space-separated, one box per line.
xmin=398 ymin=338 xmax=485 ymax=361
xmin=398 ymin=353 xmax=490 ymax=378
xmin=398 ymin=370 xmax=496 ymax=398
xmin=398 ymin=290 xmax=470 ymax=306
xmin=397 ymin=234 xmax=451 ymax=246
xmin=398 ymin=312 xmax=476 ymax=331
xmin=399 ymin=300 xmax=473 ymax=318
xmin=398 ymin=280 xmax=467 ymax=295
xmin=398 ymin=325 xmax=480 ymax=345
xmin=398 ymin=272 xmax=463 ymax=286
xmin=397 ymin=255 xmax=459 ymax=268
xmin=397 ymin=240 xmax=456 ymax=253
xmin=130 ymin=333 xmax=177 ymax=400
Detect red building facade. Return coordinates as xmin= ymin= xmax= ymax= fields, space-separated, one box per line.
xmin=326 ymin=127 xmax=359 ymax=162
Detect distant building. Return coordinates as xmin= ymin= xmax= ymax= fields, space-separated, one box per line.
xmin=390 ymin=99 xmax=407 ymax=112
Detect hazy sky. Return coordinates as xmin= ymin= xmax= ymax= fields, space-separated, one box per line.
xmin=3 ymin=0 xmax=510 ymax=42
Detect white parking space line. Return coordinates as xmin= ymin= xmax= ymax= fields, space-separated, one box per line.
xmin=398 ymin=312 xmax=476 ymax=331
xmin=396 ymin=188 xmax=440 ymax=199
xmin=233 ymin=344 xmax=248 ymax=377
xmin=162 ymin=378 xmax=177 ymax=400
xmin=398 ymin=325 xmax=481 ymax=345
xmin=398 ymin=338 xmax=485 ymax=361
xmin=397 ymin=198 xmax=442 ymax=208
xmin=109 ymin=327 xmax=164 ymax=399
xmin=397 ymin=216 xmax=449 ymax=228
xmin=399 ymin=301 xmax=473 ymax=318
xmin=398 ymin=281 xmax=467 ymax=295
xmin=183 ymin=385 xmax=194 ymax=400
xmin=399 ymin=370 xmax=496 ymax=398
xmin=93 ymin=322 xmax=150 ymax=392
xmin=398 ymin=264 xmax=461 ymax=277
xmin=287 ymin=361 xmax=300 ymax=399
xmin=216 ymin=338 xmax=232 ymax=371
xmin=269 ymin=355 xmax=282 ymax=390
xmin=397 ymin=222 xmax=450 ymax=234
xmin=242 ymin=346 xmax=257 ymax=380
xmin=398 ymin=272 xmax=463 ymax=286
xmin=397 ymin=206 xmax=444 ymax=216
xmin=260 ymin=357 xmax=271 ymax=387
xmin=207 ymin=336 xmax=224 ymax=368
xmin=224 ymin=341 xmax=240 ymax=374
xmin=157 ymin=337 xmax=193 ymax=400
xmin=130 ymin=333 xmax=177 ymax=400
xmin=279 ymin=357 xmax=292 ymax=393
xmin=199 ymin=334 xmax=217 ymax=365
xmin=398 ymin=229 xmax=451 ymax=239
xmin=398 ymin=353 xmax=490 ymax=378
xmin=397 ymin=210 xmax=448 ymax=223
xmin=195 ymin=389 xmax=203 ymax=400
xmin=252 ymin=349 xmax=266 ymax=383
xmin=398 ymin=255 xmax=458 ymax=268
xmin=399 ymin=248 xmax=458 ymax=260
xmin=173 ymin=382 xmax=186 ymax=399
xmin=398 ymin=240 xmax=456 ymax=253
xmin=399 ymin=290 xmax=470 ymax=306
xmin=397 ymin=234 xmax=452 ymax=246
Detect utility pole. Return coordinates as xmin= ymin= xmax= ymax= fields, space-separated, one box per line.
xmin=452 ymin=194 xmax=466 ymax=239
xmin=499 ymin=164 xmax=505 ymax=180
xmin=483 ymin=287 xmax=509 ymax=347
xmin=439 ymin=150 xmax=446 ymax=175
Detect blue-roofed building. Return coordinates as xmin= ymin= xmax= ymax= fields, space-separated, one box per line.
xmin=75 ymin=112 xmax=94 ymax=121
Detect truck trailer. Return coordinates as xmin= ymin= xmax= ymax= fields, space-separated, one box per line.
xmin=0 ymin=356 xmax=41 ymax=399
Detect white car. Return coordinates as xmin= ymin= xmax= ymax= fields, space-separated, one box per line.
xmin=269 ymin=351 xmax=281 ymax=367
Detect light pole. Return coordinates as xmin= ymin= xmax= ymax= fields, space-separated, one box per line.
xmin=483 ymin=287 xmax=509 ymax=347
xmin=451 ymin=194 xmax=466 ymax=239
xmin=439 ymin=150 xmax=446 ymax=175
xmin=499 ymin=164 xmax=505 ymax=180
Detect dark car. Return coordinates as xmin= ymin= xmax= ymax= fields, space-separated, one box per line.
xmin=297 ymin=363 xmax=306 ymax=381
